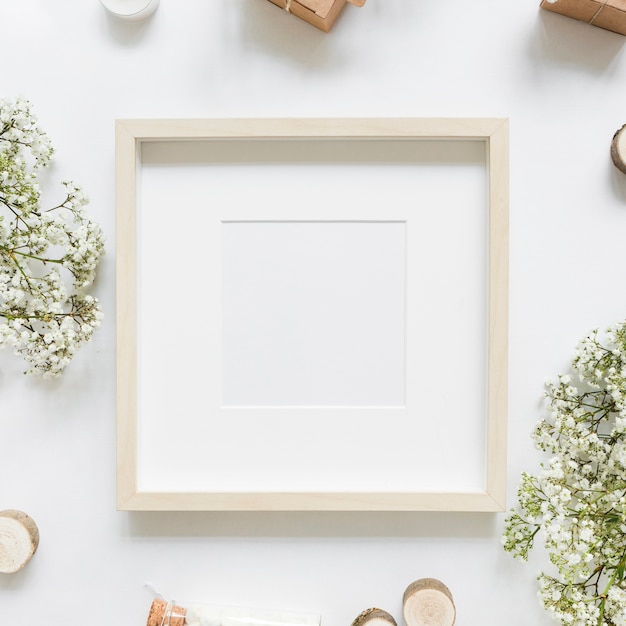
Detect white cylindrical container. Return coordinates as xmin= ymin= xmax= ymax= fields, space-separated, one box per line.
xmin=147 ymin=597 xmax=321 ymax=626
xmin=99 ymin=0 xmax=159 ymax=21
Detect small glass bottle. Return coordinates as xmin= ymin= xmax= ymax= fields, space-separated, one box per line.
xmin=147 ymin=597 xmax=321 ymax=626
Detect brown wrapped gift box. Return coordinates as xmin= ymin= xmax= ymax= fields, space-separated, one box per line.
xmin=265 ymin=0 xmax=365 ymax=32
xmin=540 ymin=0 xmax=626 ymax=35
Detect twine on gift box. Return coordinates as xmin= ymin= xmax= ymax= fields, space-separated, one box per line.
xmin=284 ymin=0 xmax=292 ymax=12
xmin=589 ymin=0 xmax=609 ymax=25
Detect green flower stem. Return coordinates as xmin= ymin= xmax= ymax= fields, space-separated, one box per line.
xmin=1 ymin=200 xmax=30 ymax=228
xmin=0 ymin=311 xmax=85 ymax=324
xmin=4 ymin=251 xmax=34 ymax=293
xmin=0 ymin=246 xmax=64 ymax=265
xmin=601 ymin=551 xmax=626 ymax=598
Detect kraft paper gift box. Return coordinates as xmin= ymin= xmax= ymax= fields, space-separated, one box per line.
xmin=540 ymin=0 xmax=626 ymax=35
xmin=265 ymin=0 xmax=365 ymax=32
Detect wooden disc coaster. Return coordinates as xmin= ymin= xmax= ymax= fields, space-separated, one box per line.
xmin=0 ymin=510 xmax=39 ymax=573
xmin=351 ymin=608 xmax=397 ymax=626
xmin=402 ymin=578 xmax=455 ymax=626
xmin=611 ymin=124 xmax=626 ymax=175
xmin=147 ymin=597 xmax=187 ymax=626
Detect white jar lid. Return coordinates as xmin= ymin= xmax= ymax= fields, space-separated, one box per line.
xmin=99 ymin=0 xmax=159 ymax=21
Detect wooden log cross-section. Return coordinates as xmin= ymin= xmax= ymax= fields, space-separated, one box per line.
xmin=402 ymin=579 xmax=456 ymax=626
xmin=0 ymin=510 xmax=39 ymax=573
xmin=351 ymin=608 xmax=397 ymax=626
xmin=611 ymin=124 xmax=626 ymax=175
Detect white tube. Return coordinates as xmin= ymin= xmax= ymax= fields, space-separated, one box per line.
xmin=185 ymin=604 xmax=321 ymax=626
xmin=147 ymin=597 xmax=321 ymax=626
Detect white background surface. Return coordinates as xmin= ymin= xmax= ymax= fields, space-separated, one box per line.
xmin=1 ymin=1 xmax=626 ymax=625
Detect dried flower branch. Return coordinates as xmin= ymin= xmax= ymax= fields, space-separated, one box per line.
xmin=0 ymin=97 xmax=104 ymax=376
xmin=503 ymin=322 xmax=626 ymax=626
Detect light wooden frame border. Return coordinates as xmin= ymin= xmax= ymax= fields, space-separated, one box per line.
xmin=116 ymin=118 xmax=509 ymax=512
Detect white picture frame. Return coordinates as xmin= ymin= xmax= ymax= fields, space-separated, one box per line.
xmin=116 ymin=118 xmax=509 ymax=511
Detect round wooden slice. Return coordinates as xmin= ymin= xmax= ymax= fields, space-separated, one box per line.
xmin=402 ymin=578 xmax=455 ymax=626
xmin=611 ymin=124 xmax=626 ymax=174
xmin=146 ymin=598 xmax=187 ymax=626
xmin=0 ymin=510 xmax=39 ymax=573
xmin=351 ymin=608 xmax=397 ymax=626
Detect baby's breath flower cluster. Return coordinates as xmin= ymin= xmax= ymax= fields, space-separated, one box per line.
xmin=503 ymin=322 xmax=626 ymax=626
xmin=0 ymin=97 xmax=104 ymax=376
